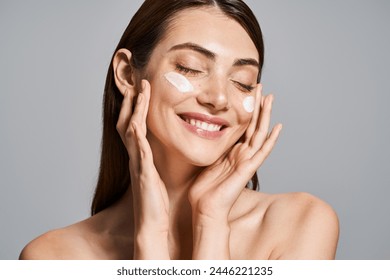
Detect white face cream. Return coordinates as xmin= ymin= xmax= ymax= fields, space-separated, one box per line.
xmin=164 ymin=72 xmax=194 ymax=93
xmin=243 ymin=96 xmax=255 ymax=113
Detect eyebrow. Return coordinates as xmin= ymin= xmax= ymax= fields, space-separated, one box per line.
xmin=233 ymin=58 xmax=259 ymax=68
xmin=169 ymin=42 xmax=259 ymax=68
xmin=169 ymin=42 xmax=216 ymax=60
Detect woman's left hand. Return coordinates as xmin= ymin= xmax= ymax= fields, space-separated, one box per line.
xmin=189 ymin=84 xmax=282 ymax=225
xmin=189 ymin=85 xmax=282 ymax=259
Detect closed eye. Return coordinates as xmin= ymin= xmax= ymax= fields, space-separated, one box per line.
xmin=232 ymin=80 xmax=255 ymax=93
xmin=175 ymin=64 xmax=203 ymax=76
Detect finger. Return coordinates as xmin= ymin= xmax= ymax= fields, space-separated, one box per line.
xmin=250 ymin=123 xmax=282 ymax=169
xmin=249 ymin=94 xmax=274 ymax=150
xmin=132 ymin=121 xmax=153 ymax=170
xmin=245 ymin=84 xmax=262 ymax=141
xmin=130 ymin=82 xmax=147 ymax=135
xmin=141 ymin=80 xmax=151 ymax=133
xmin=116 ymin=88 xmax=134 ymax=144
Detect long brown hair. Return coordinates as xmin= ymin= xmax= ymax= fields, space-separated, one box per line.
xmin=91 ymin=0 xmax=264 ymax=215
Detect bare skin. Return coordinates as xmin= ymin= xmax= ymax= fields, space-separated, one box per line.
xmin=20 ymin=8 xmax=339 ymax=260
xmin=20 ymin=190 xmax=338 ymax=260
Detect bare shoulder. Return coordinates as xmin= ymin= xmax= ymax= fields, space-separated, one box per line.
xmin=265 ymin=192 xmax=338 ymax=224
xmin=265 ymin=192 xmax=339 ymax=259
xmin=230 ymin=190 xmax=339 ymax=259
xmin=19 ymin=219 xmax=95 ymax=260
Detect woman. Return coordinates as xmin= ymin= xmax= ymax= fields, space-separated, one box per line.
xmin=20 ymin=0 xmax=339 ymax=260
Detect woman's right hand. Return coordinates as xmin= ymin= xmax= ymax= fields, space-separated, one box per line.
xmin=116 ymin=80 xmax=170 ymax=259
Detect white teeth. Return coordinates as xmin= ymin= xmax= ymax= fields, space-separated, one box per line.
xmin=184 ymin=118 xmax=222 ymax=132
xmin=190 ymin=119 xmax=196 ymax=126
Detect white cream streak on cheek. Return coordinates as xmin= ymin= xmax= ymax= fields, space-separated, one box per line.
xmin=164 ymin=72 xmax=194 ymax=93
xmin=243 ymin=96 xmax=255 ymax=113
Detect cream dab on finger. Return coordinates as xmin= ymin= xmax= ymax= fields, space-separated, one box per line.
xmin=164 ymin=72 xmax=194 ymax=93
xmin=243 ymin=96 xmax=255 ymax=113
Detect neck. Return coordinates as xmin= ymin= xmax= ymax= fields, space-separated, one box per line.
xmin=97 ymin=134 xmax=203 ymax=259
xmin=148 ymin=134 xmax=203 ymax=201
xmin=147 ymin=133 xmax=204 ymax=259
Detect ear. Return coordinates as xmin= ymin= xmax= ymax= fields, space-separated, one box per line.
xmin=113 ymin=48 xmax=137 ymax=96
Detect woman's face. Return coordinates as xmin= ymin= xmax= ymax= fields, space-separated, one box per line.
xmin=144 ymin=7 xmax=259 ymax=166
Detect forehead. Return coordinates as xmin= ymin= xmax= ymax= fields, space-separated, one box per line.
xmin=156 ymin=7 xmax=259 ymax=60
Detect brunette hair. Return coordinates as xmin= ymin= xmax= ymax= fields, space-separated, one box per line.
xmin=91 ymin=0 xmax=264 ymax=215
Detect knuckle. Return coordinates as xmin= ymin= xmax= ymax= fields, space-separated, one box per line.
xmin=115 ymin=122 xmax=122 ymax=133
xmin=125 ymin=126 xmax=135 ymax=139
xmin=258 ymin=128 xmax=268 ymax=137
xmin=140 ymin=148 xmax=147 ymax=160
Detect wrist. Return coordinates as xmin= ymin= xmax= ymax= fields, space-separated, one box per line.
xmin=135 ymin=224 xmax=169 ymax=240
xmin=192 ymin=220 xmax=231 ymax=260
xmin=193 ymin=219 xmax=231 ymax=235
xmin=192 ymin=211 xmax=230 ymax=229
xmin=192 ymin=213 xmax=231 ymax=240
xmin=134 ymin=227 xmax=170 ymax=260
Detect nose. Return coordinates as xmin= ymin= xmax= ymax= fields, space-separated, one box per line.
xmin=196 ymin=78 xmax=230 ymax=112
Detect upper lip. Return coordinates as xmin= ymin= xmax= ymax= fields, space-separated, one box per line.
xmin=178 ymin=112 xmax=230 ymax=127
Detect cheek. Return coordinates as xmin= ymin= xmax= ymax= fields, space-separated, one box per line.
xmin=230 ymin=94 xmax=255 ymax=131
xmin=148 ymin=73 xmax=189 ymax=107
xmin=164 ymin=72 xmax=194 ymax=93
xmin=242 ymin=96 xmax=255 ymax=113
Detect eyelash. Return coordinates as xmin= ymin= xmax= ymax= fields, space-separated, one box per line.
xmin=175 ymin=63 xmax=255 ymax=93
xmin=175 ymin=64 xmax=202 ymax=76
xmin=233 ymin=81 xmax=255 ymax=93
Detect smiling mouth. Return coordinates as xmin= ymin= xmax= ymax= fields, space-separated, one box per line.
xmin=181 ymin=117 xmax=223 ymax=132
xmin=178 ymin=112 xmax=229 ymax=135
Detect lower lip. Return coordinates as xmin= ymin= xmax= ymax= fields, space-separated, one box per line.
xmin=178 ymin=116 xmax=226 ymax=140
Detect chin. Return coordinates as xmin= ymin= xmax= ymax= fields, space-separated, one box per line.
xmin=179 ymin=146 xmax=225 ymax=167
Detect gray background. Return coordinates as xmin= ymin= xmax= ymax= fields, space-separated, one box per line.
xmin=1 ymin=0 xmax=389 ymax=259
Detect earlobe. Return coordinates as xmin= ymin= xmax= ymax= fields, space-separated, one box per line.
xmin=113 ymin=48 xmax=136 ymax=96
